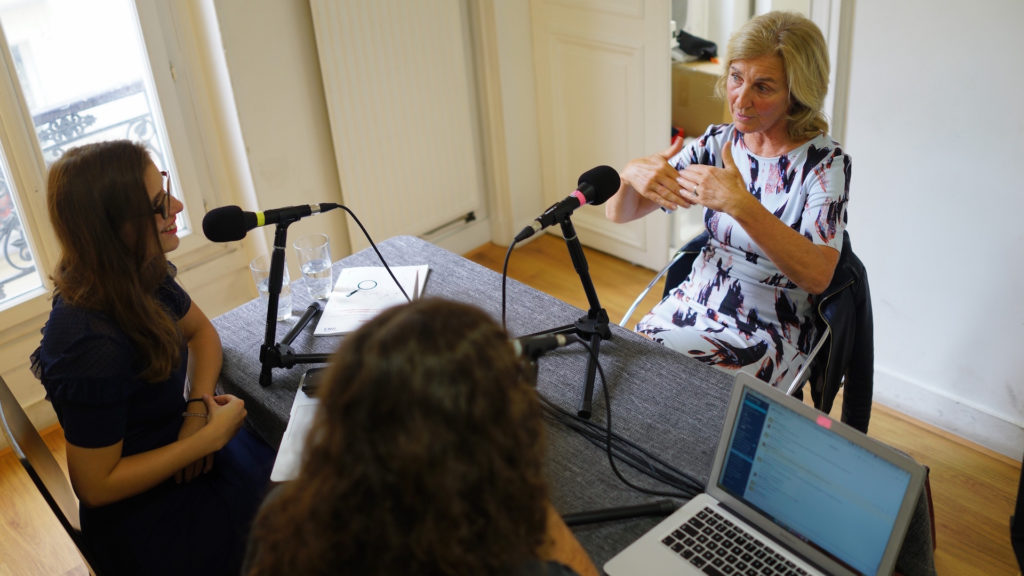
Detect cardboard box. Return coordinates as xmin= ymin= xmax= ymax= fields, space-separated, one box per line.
xmin=671 ymin=60 xmax=731 ymax=139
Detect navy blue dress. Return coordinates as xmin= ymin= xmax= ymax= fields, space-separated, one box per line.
xmin=32 ymin=271 xmax=274 ymax=576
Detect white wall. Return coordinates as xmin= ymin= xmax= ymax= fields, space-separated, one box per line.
xmin=210 ymin=0 xmax=350 ymax=281
xmin=843 ymin=0 xmax=1024 ymax=458
xmin=485 ymin=1 xmax=545 ymax=242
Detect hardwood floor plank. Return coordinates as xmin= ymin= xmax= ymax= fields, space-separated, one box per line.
xmin=0 ymin=427 xmax=85 ymax=576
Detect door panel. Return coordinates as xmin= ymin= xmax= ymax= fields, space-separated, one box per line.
xmin=531 ymin=0 xmax=671 ymax=269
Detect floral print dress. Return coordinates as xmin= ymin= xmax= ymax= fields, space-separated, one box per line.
xmin=636 ymin=124 xmax=850 ymax=387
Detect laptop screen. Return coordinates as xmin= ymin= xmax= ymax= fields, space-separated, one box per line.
xmin=717 ymin=386 xmax=912 ymax=575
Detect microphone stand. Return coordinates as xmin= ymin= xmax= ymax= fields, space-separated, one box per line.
xmin=529 ymin=216 xmax=611 ymax=418
xmin=259 ymin=220 xmax=331 ymax=387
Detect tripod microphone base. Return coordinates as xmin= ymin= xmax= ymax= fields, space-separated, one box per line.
xmin=258 ymin=302 xmax=330 ymax=387
xmin=536 ymin=308 xmax=611 ymax=419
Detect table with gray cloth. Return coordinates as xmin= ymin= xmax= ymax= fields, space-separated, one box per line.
xmin=212 ymin=235 xmax=936 ymax=575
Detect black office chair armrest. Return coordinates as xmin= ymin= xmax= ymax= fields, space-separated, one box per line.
xmin=661 ymin=230 xmax=709 ymax=299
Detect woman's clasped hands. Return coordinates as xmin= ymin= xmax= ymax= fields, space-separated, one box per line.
xmin=175 ymin=393 xmax=247 ymax=484
xmin=676 ymin=140 xmax=753 ymax=217
xmin=201 ymin=393 xmax=247 ymax=447
xmin=621 ymin=138 xmax=751 ymax=218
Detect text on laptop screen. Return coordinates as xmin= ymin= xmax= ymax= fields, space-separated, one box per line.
xmin=718 ymin=388 xmax=911 ymax=575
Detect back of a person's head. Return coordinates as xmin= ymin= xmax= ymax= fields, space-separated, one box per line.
xmin=719 ymin=10 xmax=830 ymax=140
xmin=247 ymin=298 xmax=549 ymax=575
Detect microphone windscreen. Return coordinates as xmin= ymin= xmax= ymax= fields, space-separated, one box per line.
xmin=202 ymin=206 xmax=254 ymax=242
xmin=578 ymin=165 xmax=620 ymax=206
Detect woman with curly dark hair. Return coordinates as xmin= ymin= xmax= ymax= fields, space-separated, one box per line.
xmin=244 ymin=298 xmax=597 ymax=576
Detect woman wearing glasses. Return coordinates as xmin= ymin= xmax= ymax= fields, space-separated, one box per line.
xmin=31 ymin=140 xmax=273 ymax=575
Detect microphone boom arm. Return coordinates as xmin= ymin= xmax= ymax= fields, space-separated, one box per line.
xmin=258 ymin=218 xmax=330 ymax=386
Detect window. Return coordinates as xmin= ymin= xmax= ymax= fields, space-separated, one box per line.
xmin=0 ymin=0 xmax=215 ymax=314
xmin=0 ymin=145 xmax=36 ymax=305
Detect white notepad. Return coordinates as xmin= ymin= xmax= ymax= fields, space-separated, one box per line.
xmin=270 ymin=386 xmax=318 ymax=482
xmin=313 ymin=265 xmax=428 ymax=336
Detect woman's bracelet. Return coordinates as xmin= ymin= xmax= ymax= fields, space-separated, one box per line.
xmin=185 ymin=397 xmax=205 ymax=405
xmin=182 ymin=412 xmax=209 ymax=420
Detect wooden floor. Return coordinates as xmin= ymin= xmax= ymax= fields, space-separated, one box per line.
xmin=0 ymin=233 xmax=1020 ymax=575
xmin=0 ymin=423 xmax=86 ymax=575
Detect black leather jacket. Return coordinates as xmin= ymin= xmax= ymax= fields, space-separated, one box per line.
xmin=808 ymin=231 xmax=873 ymax=433
xmin=663 ymin=230 xmax=874 ymax=433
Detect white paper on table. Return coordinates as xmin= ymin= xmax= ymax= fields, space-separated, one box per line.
xmin=313 ymin=265 xmax=429 ymax=336
xmin=270 ymin=387 xmax=319 ymax=482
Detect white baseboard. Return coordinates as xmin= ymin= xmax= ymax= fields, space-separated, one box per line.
xmin=425 ymin=217 xmax=493 ymax=257
xmin=873 ymin=366 xmax=1023 ymax=460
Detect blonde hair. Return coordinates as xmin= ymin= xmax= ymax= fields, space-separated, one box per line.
xmin=716 ymin=11 xmax=830 ymax=141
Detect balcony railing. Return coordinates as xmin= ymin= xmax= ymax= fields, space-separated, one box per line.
xmin=1 ymin=81 xmax=165 ymax=299
xmin=33 ymin=80 xmax=167 ymax=168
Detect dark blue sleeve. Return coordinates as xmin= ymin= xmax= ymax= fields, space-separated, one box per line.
xmin=35 ymin=270 xmax=189 ymax=450
xmin=544 ymin=561 xmax=581 ymax=576
xmin=158 ymin=266 xmax=192 ymax=320
xmin=35 ymin=305 xmax=137 ymax=448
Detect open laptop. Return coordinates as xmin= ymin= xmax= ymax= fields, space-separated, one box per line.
xmin=605 ymin=372 xmax=925 ymax=576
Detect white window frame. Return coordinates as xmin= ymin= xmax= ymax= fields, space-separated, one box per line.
xmin=0 ymin=0 xmax=239 ymax=334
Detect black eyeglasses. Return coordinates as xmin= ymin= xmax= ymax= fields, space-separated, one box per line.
xmin=153 ymin=171 xmax=172 ymax=219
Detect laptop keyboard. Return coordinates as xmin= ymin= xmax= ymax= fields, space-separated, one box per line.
xmin=660 ymin=507 xmax=810 ymax=576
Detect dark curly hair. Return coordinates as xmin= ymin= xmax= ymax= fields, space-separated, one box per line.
xmin=246 ymin=298 xmax=549 ymax=575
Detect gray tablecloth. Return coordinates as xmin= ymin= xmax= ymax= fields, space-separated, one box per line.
xmin=212 ymin=235 xmax=934 ymax=574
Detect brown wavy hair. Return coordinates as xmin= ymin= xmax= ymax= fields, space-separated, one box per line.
xmin=716 ymin=11 xmax=831 ymax=141
xmin=246 ymin=298 xmax=549 ymax=575
xmin=47 ymin=140 xmax=180 ymax=382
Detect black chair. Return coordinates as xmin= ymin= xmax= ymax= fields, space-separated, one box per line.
xmin=1013 ymin=451 xmax=1024 ymax=572
xmin=620 ymin=230 xmax=874 ymax=432
xmin=0 ymin=375 xmax=97 ymax=574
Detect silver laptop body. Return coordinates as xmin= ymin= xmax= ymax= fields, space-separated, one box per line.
xmin=605 ymin=372 xmax=925 ymax=576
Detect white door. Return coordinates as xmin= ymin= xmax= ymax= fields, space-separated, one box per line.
xmin=530 ymin=0 xmax=672 ymax=270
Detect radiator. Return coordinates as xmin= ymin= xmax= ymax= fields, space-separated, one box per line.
xmin=309 ymin=0 xmax=484 ymax=250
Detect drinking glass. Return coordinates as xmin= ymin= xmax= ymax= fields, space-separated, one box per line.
xmin=250 ymin=254 xmax=293 ymax=321
xmin=293 ymin=233 xmax=333 ymax=300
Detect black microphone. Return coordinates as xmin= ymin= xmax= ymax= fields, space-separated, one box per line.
xmin=202 ymin=204 xmax=340 ymax=242
xmin=514 ymin=165 xmax=620 ymax=242
xmin=512 ymin=334 xmax=579 ymax=360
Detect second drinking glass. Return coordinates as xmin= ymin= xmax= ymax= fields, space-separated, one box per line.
xmin=293 ymin=233 xmax=333 ymax=300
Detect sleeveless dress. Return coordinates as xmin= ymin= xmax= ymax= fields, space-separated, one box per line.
xmin=636 ymin=124 xmax=850 ymax=387
xmin=31 ymin=269 xmax=274 ymax=576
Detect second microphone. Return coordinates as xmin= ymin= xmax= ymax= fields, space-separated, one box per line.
xmin=514 ymin=165 xmax=620 ymax=242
